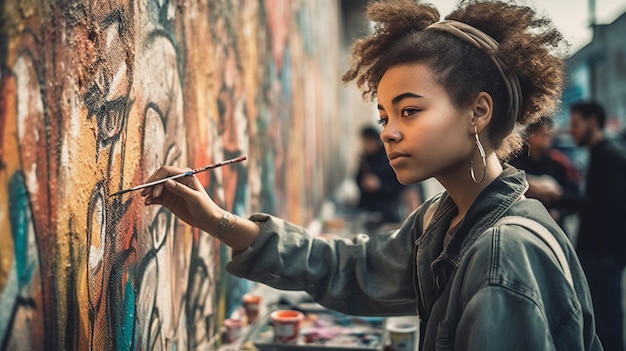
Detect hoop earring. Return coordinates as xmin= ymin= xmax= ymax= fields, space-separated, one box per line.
xmin=470 ymin=125 xmax=487 ymax=183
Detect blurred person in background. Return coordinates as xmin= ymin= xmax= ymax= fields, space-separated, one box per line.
xmin=355 ymin=125 xmax=419 ymax=228
xmin=509 ymin=117 xmax=582 ymax=233
xmin=570 ymin=100 xmax=626 ymax=351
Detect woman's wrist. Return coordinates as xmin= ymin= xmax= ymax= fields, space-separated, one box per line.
xmin=200 ymin=206 xmax=227 ymax=235
xmin=200 ymin=207 xmax=260 ymax=252
xmin=211 ymin=211 xmax=238 ymax=239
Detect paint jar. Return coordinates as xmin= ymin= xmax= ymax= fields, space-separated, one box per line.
xmin=270 ymin=309 xmax=304 ymax=344
xmin=387 ymin=320 xmax=417 ymax=351
xmin=242 ymin=293 xmax=262 ymax=324
xmin=223 ymin=318 xmax=243 ymax=343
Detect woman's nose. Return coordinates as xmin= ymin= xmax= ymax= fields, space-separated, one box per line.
xmin=381 ymin=123 xmax=401 ymax=143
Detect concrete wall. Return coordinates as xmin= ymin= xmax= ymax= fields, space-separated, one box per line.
xmin=0 ymin=0 xmax=346 ymax=349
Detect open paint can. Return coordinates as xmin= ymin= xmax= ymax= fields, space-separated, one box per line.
xmin=270 ymin=309 xmax=304 ymax=344
xmin=387 ymin=320 xmax=417 ymax=351
xmin=223 ymin=318 xmax=243 ymax=343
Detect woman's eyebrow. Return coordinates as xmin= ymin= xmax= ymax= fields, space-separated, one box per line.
xmin=378 ymin=92 xmax=424 ymax=110
xmin=392 ymin=92 xmax=423 ymax=105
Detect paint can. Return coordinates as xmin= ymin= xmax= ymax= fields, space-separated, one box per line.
xmin=243 ymin=293 xmax=262 ymax=323
xmin=270 ymin=309 xmax=304 ymax=344
xmin=223 ymin=318 xmax=243 ymax=343
xmin=387 ymin=320 xmax=417 ymax=351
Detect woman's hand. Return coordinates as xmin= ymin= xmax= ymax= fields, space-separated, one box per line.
xmin=141 ymin=165 xmax=261 ymax=252
xmin=141 ymin=166 xmax=222 ymax=232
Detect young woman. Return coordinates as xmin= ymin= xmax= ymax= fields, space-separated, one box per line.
xmin=142 ymin=0 xmax=602 ymax=349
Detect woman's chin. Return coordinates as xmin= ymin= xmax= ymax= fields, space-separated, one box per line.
xmin=395 ymin=173 xmax=423 ymax=186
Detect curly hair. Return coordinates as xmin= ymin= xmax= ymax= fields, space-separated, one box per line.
xmin=342 ymin=0 xmax=569 ymax=160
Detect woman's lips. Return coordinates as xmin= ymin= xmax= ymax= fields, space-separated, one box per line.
xmin=387 ymin=151 xmax=409 ymax=165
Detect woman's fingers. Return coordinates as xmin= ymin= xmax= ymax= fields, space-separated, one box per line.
xmin=164 ymin=179 xmax=199 ymax=198
xmin=153 ymin=184 xmax=164 ymax=198
xmin=144 ymin=193 xmax=158 ymax=205
xmin=141 ymin=165 xmax=209 ymax=210
xmin=148 ymin=166 xmax=189 ymax=182
xmin=140 ymin=166 xmax=191 ymax=196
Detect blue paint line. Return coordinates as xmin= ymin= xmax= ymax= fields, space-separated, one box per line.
xmin=9 ymin=172 xmax=33 ymax=288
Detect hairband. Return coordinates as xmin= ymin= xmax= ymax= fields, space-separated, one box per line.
xmin=426 ymin=20 xmax=522 ymax=127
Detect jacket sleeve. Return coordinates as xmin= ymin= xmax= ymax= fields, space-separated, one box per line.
xmin=225 ymin=213 xmax=420 ymax=316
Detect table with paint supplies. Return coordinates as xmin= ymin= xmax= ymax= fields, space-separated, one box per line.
xmin=221 ymin=286 xmax=418 ymax=351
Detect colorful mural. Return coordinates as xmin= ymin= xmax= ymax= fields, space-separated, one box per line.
xmin=0 ymin=0 xmax=343 ymax=349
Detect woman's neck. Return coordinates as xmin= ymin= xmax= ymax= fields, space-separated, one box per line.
xmin=439 ymin=154 xmax=503 ymax=223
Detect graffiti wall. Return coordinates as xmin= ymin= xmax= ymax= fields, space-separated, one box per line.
xmin=0 ymin=0 xmax=345 ymax=349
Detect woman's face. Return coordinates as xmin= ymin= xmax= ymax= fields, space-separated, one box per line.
xmin=376 ymin=63 xmax=474 ymax=185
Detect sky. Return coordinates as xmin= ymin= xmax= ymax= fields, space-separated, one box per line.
xmin=433 ymin=0 xmax=626 ymax=53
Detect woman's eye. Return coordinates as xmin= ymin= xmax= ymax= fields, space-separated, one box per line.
xmin=377 ymin=117 xmax=388 ymax=127
xmin=401 ymin=108 xmax=420 ymax=118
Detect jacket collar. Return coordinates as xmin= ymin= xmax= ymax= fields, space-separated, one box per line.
xmin=416 ymin=164 xmax=528 ymax=316
xmin=441 ymin=164 xmax=529 ymax=264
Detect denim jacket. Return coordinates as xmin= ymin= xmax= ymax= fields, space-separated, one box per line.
xmin=226 ymin=165 xmax=603 ymax=350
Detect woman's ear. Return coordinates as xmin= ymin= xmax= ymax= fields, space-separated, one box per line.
xmin=470 ymin=92 xmax=493 ymax=133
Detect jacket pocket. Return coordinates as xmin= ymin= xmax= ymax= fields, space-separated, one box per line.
xmin=435 ymin=319 xmax=457 ymax=350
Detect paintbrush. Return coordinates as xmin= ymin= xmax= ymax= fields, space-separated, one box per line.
xmin=109 ymin=155 xmax=247 ymax=197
